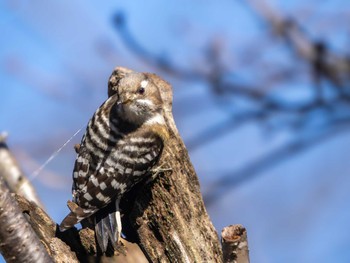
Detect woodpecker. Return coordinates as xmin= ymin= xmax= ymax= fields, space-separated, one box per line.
xmin=59 ymin=68 xmax=169 ymax=253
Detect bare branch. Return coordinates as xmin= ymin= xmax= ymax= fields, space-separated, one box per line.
xmin=112 ymin=12 xmax=205 ymax=81
xmin=0 ymin=176 xmax=53 ymax=263
xmin=0 ymin=133 xmax=44 ymax=208
xmin=244 ymin=0 xmax=350 ymax=90
xmin=111 ymin=10 xmax=350 ymax=211
xmin=204 ymin=117 xmax=350 ymax=205
xmin=15 ymin=193 xmax=147 ymax=262
xmin=112 ymin=11 xmax=350 ymax=117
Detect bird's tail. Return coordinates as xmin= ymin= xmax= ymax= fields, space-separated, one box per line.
xmin=94 ymin=199 xmax=122 ymax=253
xmin=59 ymin=200 xmax=96 ymax=231
xmin=59 ymin=200 xmax=122 ymax=254
xmin=94 ymin=211 xmax=120 ymax=253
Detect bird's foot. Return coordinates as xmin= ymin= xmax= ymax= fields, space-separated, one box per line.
xmin=150 ymin=163 xmax=172 ymax=178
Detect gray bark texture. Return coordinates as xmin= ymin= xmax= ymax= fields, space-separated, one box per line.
xmin=0 ymin=177 xmax=53 ymax=263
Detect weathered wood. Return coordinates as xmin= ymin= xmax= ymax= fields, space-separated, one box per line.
xmin=15 ymin=194 xmax=147 ymax=262
xmin=0 ymin=177 xmax=53 ymax=263
xmin=121 ymin=72 xmax=223 ymax=262
xmin=0 ymin=133 xmax=44 ymax=208
xmin=14 ymin=194 xmax=80 ymax=262
xmin=221 ymin=225 xmax=250 ymax=263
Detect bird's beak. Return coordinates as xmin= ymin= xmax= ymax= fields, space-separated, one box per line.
xmin=117 ymin=94 xmax=132 ymax=105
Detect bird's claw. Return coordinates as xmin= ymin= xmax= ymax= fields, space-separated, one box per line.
xmin=151 ymin=163 xmax=172 ymax=178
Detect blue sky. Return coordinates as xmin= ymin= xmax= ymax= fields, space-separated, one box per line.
xmin=1 ymin=1 xmax=350 ymax=262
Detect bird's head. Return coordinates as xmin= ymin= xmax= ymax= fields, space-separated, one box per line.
xmin=109 ymin=69 xmax=164 ymax=126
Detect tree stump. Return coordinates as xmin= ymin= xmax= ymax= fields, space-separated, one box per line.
xmin=119 ymin=71 xmax=223 ymax=262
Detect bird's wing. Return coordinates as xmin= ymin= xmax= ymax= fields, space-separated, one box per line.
xmin=60 ymin=132 xmax=164 ymax=232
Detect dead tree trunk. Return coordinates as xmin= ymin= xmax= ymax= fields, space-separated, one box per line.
xmin=120 ymin=73 xmax=223 ymax=262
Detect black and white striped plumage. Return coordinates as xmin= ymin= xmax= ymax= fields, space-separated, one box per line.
xmin=59 ymin=68 xmax=168 ymax=252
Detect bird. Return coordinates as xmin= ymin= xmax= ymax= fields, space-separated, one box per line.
xmin=59 ymin=68 xmax=169 ymax=253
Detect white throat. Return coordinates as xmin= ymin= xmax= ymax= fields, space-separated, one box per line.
xmin=145 ymin=114 xmax=165 ymax=126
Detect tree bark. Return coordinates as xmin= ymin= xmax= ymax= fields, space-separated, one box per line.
xmin=0 ymin=177 xmax=53 ymax=263
xmin=0 ymin=134 xmax=44 ymax=208
xmin=120 ymin=73 xmax=223 ymax=262
xmin=14 ymin=193 xmax=147 ymax=263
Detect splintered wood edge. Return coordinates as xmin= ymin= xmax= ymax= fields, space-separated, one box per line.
xmin=221 ymin=224 xmax=247 ymax=242
xmin=221 ymin=224 xmax=250 ymax=263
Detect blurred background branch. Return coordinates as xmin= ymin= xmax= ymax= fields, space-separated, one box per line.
xmin=110 ymin=3 xmax=350 ymax=204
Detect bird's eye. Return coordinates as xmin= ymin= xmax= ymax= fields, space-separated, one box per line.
xmin=138 ymin=87 xmax=145 ymax=94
